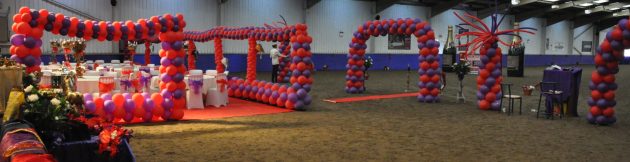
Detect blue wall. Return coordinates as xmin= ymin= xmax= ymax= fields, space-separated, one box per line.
xmin=18 ymin=53 xmax=615 ymax=73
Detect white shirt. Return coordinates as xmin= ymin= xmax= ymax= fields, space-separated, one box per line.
xmin=270 ymin=48 xmax=283 ymax=65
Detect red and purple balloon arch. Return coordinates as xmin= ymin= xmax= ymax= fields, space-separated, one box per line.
xmin=346 ymin=18 xmax=442 ymax=103
xmin=183 ymin=24 xmax=314 ymax=110
xmin=10 ymin=6 xmax=189 ymax=123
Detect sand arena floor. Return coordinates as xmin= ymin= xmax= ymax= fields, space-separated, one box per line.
xmin=127 ymin=65 xmax=630 ymax=161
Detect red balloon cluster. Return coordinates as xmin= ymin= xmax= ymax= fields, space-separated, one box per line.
xmin=227 ymin=23 xmax=313 ymax=110
xmin=586 ymin=21 xmax=627 ymax=125
xmin=84 ymin=92 xmax=166 ymax=123
xmin=276 ymin=41 xmax=291 ymax=83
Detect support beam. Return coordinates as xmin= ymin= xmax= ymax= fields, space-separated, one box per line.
xmin=596 ymin=10 xmax=630 ymax=31
xmin=546 ymin=12 xmax=575 ymax=26
xmin=306 ymin=0 xmax=321 ymax=9
xmin=573 ymin=12 xmax=613 ymax=29
xmin=476 ymin=2 xmax=511 ymax=19
xmin=515 ymin=1 xmax=576 ymax=22
xmin=512 ymin=0 xmax=539 ymax=7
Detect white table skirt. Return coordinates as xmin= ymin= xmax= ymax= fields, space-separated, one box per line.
xmin=150 ymin=75 xmax=215 ymax=94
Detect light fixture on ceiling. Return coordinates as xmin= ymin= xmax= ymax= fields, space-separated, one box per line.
xmin=511 ymin=0 xmax=519 ymax=5
xmin=585 ymin=9 xmax=592 ymax=14
xmin=551 ymin=5 xmax=559 ymax=9
xmin=609 ymin=7 xmax=620 ymax=11
xmin=594 ymin=0 xmax=609 ymax=4
xmin=579 ymin=3 xmax=593 ymax=7
xmin=545 ymin=0 xmax=559 ymax=2
xmin=623 ymin=4 xmax=630 ymax=8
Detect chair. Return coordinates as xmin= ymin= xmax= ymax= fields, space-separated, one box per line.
xmin=150 ymin=69 xmax=159 ymax=76
xmin=39 ymin=72 xmax=52 ymax=89
xmin=95 ymin=60 xmax=105 ymax=64
xmin=190 ymin=69 xmax=203 ymax=75
xmin=537 ymin=82 xmax=564 ymax=119
xmin=98 ymin=76 xmax=115 ymax=94
xmin=205 ymin=70 xmax=217 ymax=76
xmin=206 ymin=73 xmax=228 ymax=107
xmin=139 ymin=72 xmax=152 ymax=93
xmin=85 ymin=60 xmax=94 ymax=64
xmin=110 ymin=60 xmax=121 ymax=64
xmin=84 ymin=71 xmax=100 ymax=76
xmin=187 ymin=74 xmax=205 ymax=109
xmin=500 ymin=83 xmax=522 ymax=116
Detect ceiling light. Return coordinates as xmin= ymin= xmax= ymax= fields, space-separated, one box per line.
xmin=623 ymin=4 xmax=630 ymax=8
xmin=609 ymin=7 xmax=620 ymax=11
xmin=594 ymin=0 xmax=608 ymax=4
xmin=613 ymin=13 xmax=619 ymax=16
xmin=511 ymin=0 xmax=519 ymax=5
xmin=579 ymin=3 xmax=593 ymax=7
xmin=545 ymin=0 xmax=559 ymax=2
xmin=551 ymin=5 xmax=559 ymax=9
xmin=585 ymin=9 xmax=592 ymax=14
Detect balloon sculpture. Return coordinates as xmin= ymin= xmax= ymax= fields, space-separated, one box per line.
xmin=277 ymin=41 xmax=291 ymax=83
xmin=586 ymin=19 xmax=629 ymax=125
xmin=345 ymin=18 xmax=442 ymax=103
xmin=183 ymin=23 xmax=313 ymax=110
xmin=9 ymin=6 xmax=187 ymax=123
xmin=453 ymin=12 xmax=535 ymax=110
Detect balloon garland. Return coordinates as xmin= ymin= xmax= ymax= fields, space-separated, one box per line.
xmin=187 ymin=40 xmax=196 ymax=69
xmin=345 ymin=18 xmax=442 ymax=103
xmin=453 ymin=12 xmax=535 ymax=110
xmin=183 ymin=24 xmax=313 ymax=110
xmin=586 ymin=20 xmax=628 ymax=125
xmin=10 ymin=6 xmax=187 ymax=123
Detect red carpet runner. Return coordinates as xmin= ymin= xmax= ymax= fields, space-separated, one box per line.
xmin=324 ymin=92 xmax=418 ymax=103
xmin=117 ymin=98 xmax=293 ymax=124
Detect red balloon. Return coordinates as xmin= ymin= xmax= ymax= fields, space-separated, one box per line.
xmin=590 ymin=106 xmax=601 ymax=116
xmin=420 ymin=75 xmax=430 ymax=82
xmin=166 ymin=82 xmax=177 ymax=91
xmin=591 ymin=90 xmax=602 ymax=100
xmin=603 ymin=108 xmax=615 ymax=117
xmin=430 ymin=88 xmax=440 ymax=96
xmin=166 ymin=65 xmax=177 ymax=75
xmin=479 ymin=100 xmax=490 ymax=110
xmin=15 ymin=22 xmax=32 ymax=34
xmin=485 ymin=92 xmax=497 ymax=102
xmin=600 ymin=40 xmax=611 ymax=53
xmin=603 ymin=91 xmax=615 ymax=100
xmin=611 ymin=28 xmax=623 ymax=41
xmin=591 ymin=71 xmax=602 ymax=84
xmin=420 ymin=88 xmax=429 ymax=95
xmin=420 ymin=48 xmax=430 ymax=56
xmin=479 ymin=70 xmax=490 ymax=79
xmin=603 ymin=75 xmax=615 ymax=83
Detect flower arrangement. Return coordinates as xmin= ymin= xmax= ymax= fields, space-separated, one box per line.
xmin=452 ymin=60 xmax=471 ymax=80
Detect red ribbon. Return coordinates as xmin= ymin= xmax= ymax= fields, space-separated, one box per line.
xmin=99 ymin=82 xmax=114 ymax=94
xmin=217 ymin=79 xmax=228 ymax=92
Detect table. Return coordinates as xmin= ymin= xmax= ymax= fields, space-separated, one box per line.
xmin=51 ymin=136 xmax=135 ymax=162
xmin=542 ymin=67 xmax=582 ymax=117
xmin=76 ymin=76 xmax=103 ymax=94
xmin=151 ymin=75 xmax=215 ymax=94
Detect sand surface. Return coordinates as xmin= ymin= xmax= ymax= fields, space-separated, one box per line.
xmin=126 ymin=65 xmax=630 ymax=161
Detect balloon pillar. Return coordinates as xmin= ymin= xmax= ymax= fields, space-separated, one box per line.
xmin=586 ymin=20 xmax=627 ymax=125
xmin=277 ymin=41 xmax=291 ymax=83
xmin=144 ymin=42 xmax=151 ymax=65
xmin=344 ymin=18 xmax=441 ymax=103
xmin=453 ymin=12 xmax=535 ymax=110
xmin=157 ymin=14 xmax=187 ymax=120
xmin=214 ymin=37 xmax=225 ymax=73
xmin=247 ymin=37 xmax=257 ymax=81
xmin=187 ymin=40 xmax=196 ymax=69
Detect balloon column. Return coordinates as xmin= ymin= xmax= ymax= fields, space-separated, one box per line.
xmin=453 ymin=12 xmax=535 ymax=110
xmin=345 ymin=18 xmax=441 ymax=103
xmin=9 ymin=6 xmax=187 ymax=123
xmin=183 ymin=23 xmax=313 ymax=110
xmin=157 ymin=14 xmax=187 ymax=120
xmin=277 ymin=41 xmax=291 ymax=83
xmin=586 ymin=20 xmax=628 ymax=125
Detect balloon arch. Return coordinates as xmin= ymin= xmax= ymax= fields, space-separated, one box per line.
xmin=10 ymin=6 xmax=187 ymax=122
xmin=345 ymin=18 xmax=442 ymax=103
xmin=183 ymin=24 xmax=313 ymax=110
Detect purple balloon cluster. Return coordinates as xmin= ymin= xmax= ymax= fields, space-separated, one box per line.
xmin=277 ymin=41 xmax=292 ymax=83
xmin=10 ymin=34 xmax=42 ymax=67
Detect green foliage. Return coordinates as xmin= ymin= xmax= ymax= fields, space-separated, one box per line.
xmin=453 ymin=60 xmax=471 ymax=76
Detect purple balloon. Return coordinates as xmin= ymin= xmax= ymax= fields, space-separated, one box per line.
xmin=172 ymin=73 xmax=184 ymax=83
xmin=9 ymin=55 xmax=22 ymax=63
xmin=160 ymin=57 xmax=171 ymax=66
xmin=104 ymin=100 xmax=115 ymax=113
xmin=480 ymin=85 xmax=490 ymax=94
xmin=491 ymin=69 xmax=502 ymax=77
xmin=162 ymin=110 xmax=171 ymax=120
xmin=302 ymin=84 xmax=311 ymax=92
xmin=587 ymin=98 xmax=595 ymax=106
xmin=596 ymin=99 xmax=608 ymax=107
xmin=83 ymin=93 xmax=94 ymax=101
xmin=161 ymin=73 xmax=172 ymax=82
xmin=162 ymin=98 xmax=174 ymax=109
xmin=10 ymin=34 xmax=25 ymax=46
xmin=297 ymin=89 xmax=307 ymax=99
xmin=161 ymin=89 xmax=173 ymax=99
xmin=124 ymin=99 xmax=135 ymax=112
xmin=303 ymin=95 xmax=312 ymax=105
xmin=144 ymin=99 xmax=155 ymax=112
xmin=85 ymin=101 xmax=96 ymax=112
xmin=172 ymin=41 xmax=183 ymax=50
xmin=172 ymin=57 xmax=184 ymax=66
xmin=22 ymin=55 xmax=36 ymax=67
xmin=23 ymin=37 xmax=37 ymax=48
xmin=596 ymin=115 xmax=607 ymax=124
xmin=101 ymin=93 xmax=113 ymax=100
xmin=491 ymin=101 xmax=501 ymax=110
xmin=425 ymin=95 xmax=435 ymax=103
xmin=173 ymin=89 xmax=184 ymax=99
xmin=123 ymin=93 xmax=132 ymax=99
xmin=35 ymin=39 xmax=43 ymax=48
xmin=161 ymin=41 xmax=172 ymax=50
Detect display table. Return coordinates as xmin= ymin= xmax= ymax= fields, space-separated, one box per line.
xmin=542 ymin=67 xmax=582 ymax=117
xmin=51 ymin=136 xmax=135 ymax=162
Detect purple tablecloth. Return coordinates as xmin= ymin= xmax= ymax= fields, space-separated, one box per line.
xmin=542 ymin=68 xmax=582 ymax=116
xmin=52 ymin=136 xmax=135 ymax=162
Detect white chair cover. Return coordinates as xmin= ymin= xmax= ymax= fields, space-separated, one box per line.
xmin=205 ymin=70 xmax=217 ymax=76
xmin=85 ymin=60 xmax=94 ymax=64
xmin=150 ymin=76 xmax=161 ymax=93
xmin=111 ymin=60 xmax=121 ymax=64
xmin=224 ymin=71 xmax=229 ymax=76
xmin=85 ymin=71 xmax=100 ymax=76
xmin=123 ymin=60 xmax=132 ymax=64
xmin=187 ymin=74 xmax=205 ymax=109
xmin=139 ymin=72 xmax=152 ymax=93
xmin=189 ymin=70 xmax=203 ymax=75
xmin=147 ymin=64 xmax=155 ymax=68
xmin=205 ymin=73 xmax=228 ymax=107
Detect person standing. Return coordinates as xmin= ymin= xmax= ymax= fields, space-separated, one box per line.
xmin=270 ymin=44 xmax=286 ymax=83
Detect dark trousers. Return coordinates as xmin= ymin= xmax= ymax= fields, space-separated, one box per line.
xmin=272 ymin=64 xmax=279 ymax=83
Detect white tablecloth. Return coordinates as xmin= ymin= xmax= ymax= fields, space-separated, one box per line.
xmin=76 ymin=76 xmax=101 ymax=94
xmin=150 ymin=75 xmax=215 ymax=94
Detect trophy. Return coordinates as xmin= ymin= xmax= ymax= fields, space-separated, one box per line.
xmin=50 ymin=40 xmax=61 ymax=64
xmin=127 ymin=41 xmax=138 ymax=65
xmin=72 ymin=39 xmax=87 ymax=77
